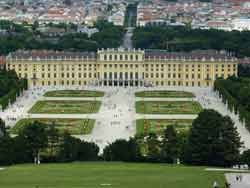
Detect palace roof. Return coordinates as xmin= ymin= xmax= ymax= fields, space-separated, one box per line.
xmin=7 ymin=50 xmax=96 ymax=60
xmin=144 ymin=49 xmax=237 ymax=62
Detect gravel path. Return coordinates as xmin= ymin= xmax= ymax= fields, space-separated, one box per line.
xmin=225 ymin=173 xmax=250 ymax=188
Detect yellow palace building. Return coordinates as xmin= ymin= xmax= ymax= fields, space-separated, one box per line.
xmin=5 ymin=48 xmax=238 ymax=88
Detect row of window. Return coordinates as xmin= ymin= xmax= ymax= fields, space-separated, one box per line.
xmin=36 ymin=80 xmax=211 ymax=87
xmin=19 ymin=71 xmax=234 ymax=80
xmin=103 ymin=54 xmax=139 ymax=61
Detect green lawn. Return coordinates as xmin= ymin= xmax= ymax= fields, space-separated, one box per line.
xmin=44 ymin=90 xmax=105 ymax=97
xmin=135 ymin=91 xmax=194 ymax=98
xmin=10 ymin=118 xmax=95 ymax=135
xmin=28 ymin=100 xmax=101 ymax=114
xmin=0 ymin=163 xmax=225 ymax=188
xmin=136 ymin=119 xmax=193 ymax=135
xmin=136 ymin=101 xmax=202 ymax=114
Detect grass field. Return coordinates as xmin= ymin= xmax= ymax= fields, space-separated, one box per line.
xmin=28 ymin=100 xmax=101 ymax=114
xmin=136 ymin=119 xmax=193 ymax=135
xmin=136 ymin=101 xmax=202 ymax=114
xmin=135 ymin=91 xmax=194 ymax=98
xmin=0 ymin=163 xmax=225 ymax=188
xmin=10 ymin=118 xmax=95 ymax=135
xmin=44 ymin=90 xmax=105 ymax=97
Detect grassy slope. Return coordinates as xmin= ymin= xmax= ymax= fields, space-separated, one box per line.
xmin=0 ymin=163 xmax=225 ymax=188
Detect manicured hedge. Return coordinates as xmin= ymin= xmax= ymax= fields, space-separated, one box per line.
xmin=214 ymin=76 xmax=250 ymax=131
xmin=0 ymin=70 xmax=27 ymax=110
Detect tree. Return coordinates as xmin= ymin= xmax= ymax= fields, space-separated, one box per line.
xmin=103 ymin=138 xmax=140 ymax=161
xmin=0 ymin=119 xmax=6 ymax=137
xmin=240 ymin=149 xmax=250 ymax=166
xmin=19 ymin=121 xmax=48 ymax=162
xmin=45 ymin=122 xmax=60 ymax=161
xmin=12 ymin=135 xmax=33 ymax=164
xmin=0 ymin=135 xmax=14 ymax=165
xmin=161 ymin=125 xmax=179 ymax=163
xmin=32 ymin=21 xmax=39 ymax=32
xmin=77 ymin=141 xmax=99 ymax=161
xmin=146 ymin=133 xmax=161 ymax=162
xmin=57 ymin=133 xmax=81 ymax=162
xmin=184 ymin=110 xmax=241 ymax=167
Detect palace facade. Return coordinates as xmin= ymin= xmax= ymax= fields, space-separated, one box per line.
xmin=5 ymin=49 xmax=238 ymax=88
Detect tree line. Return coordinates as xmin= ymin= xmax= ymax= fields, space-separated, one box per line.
xmin=132 ymin=26 xmax=250 ymax=58
xmin=0 ymin=20 xmax=125 ymax=55
xmin=0 ymin=69 xmax=28 ymax=110
xmin=1 ymin=109 xmax=249 ymax=167
xmin=214 ymin=76 xmax=250 ymax=132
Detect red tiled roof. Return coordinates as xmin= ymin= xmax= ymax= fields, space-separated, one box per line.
xmin=0 ymin=56 xmax=5 ymax=65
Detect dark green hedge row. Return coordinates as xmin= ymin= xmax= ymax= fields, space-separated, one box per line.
xmin=214 ymin=77 xmax=250 ymax=131
xmin=0 ymin=70 xmax=27 ymax=110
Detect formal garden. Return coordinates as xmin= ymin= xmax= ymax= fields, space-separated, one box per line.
xmin=0 ymin=163 xmax=225 ymax=188
xmin=136 ymin=119 xmax=193 ymax=135
xmin=136 ymin=101 xmax=202 ymax=114
xmin=28 ymin=100 xmax=101 ymax=114
xmin=44 ymin=90 xmax=105 ymax=97
xmin=135 ymin=91 xmax=194 ymax=98
xmin=10 ymin=118 xmax=95 ymax=135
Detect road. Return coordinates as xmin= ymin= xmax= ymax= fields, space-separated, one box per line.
xmin=121 ymin=7 xmax=135 ymax=49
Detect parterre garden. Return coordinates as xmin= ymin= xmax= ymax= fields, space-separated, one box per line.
xmin=135 ymin=90 xmax=202 ymax=135
xmin=135 ymin=90 xmax=194 ymax=98
xmin=10 ymin=118 xmax=95 ymax=135
xmin=136 ymin=101 xmax=202 ymax=114
xmin=44 ymin=90 xmax=105 ymax=97
xmin=136 ymin=119 xmax=193 ymax=135
xmin=23 ymin=90 xmax=105 ymax=135
xmin=28 ymin=100 xmax=101 ymax=114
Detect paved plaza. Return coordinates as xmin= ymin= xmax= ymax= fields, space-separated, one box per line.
xmin=225 ymin=173 xmax=250 ymax=188
xmin=1 ymin=86 xmax=250 ymax=153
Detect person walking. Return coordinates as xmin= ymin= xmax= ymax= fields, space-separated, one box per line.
xmin=213 ymin=181 xmax=219 ymax=188
xmin=225 ymin=182 xmax=231 ymax=188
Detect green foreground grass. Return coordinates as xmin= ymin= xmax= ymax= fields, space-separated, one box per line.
xmin=28 ymin=100 xmax=101 ymax=114
xmin=135 ymin=90 xmax=194 ymax=98
xmin=136 ymin=119 xmax=193 ymax=135
xmin=10 ymin=118 xmax=95 ymax=135
xmin=136 ymin=101 xmax=202 ymax=114
xmin=44 ymin=90 xmax=105 ymax=97
xmin=0 ymin=163 xmax=225 ymax=188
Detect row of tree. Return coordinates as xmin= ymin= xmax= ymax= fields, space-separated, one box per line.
xmin=214 ymin=76 xmax=250 ymax=132
xmin=0 ymin=120 xmax=99 ymax=165
xmin=132 ymin=26 xmax=250 ymax=57
xmin=0 ymin=69 xmax=28 ymax=110
xmin=104 ymin=110 xmax=244 ymax=167
xmin=0 ymin=20 xmax=125 ymax=55
xmin=1 ymin=109 xmax=249 ymax=167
